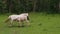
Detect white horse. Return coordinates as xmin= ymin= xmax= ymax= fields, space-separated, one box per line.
xmin=5 ymin=13 xmax=30 ymax=26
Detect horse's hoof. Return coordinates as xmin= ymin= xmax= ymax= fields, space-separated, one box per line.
xmin=8 ymin=26 xmax=12 ymax=28
xmin=21 ymin=26 xmax=24 ymax=27
xmin=18 ymin=26 xmax=20 ymax=27
xmin=18 ymin=25 xmax=24 ymax=27
xmin=8 ymin=25 xmax=12 ymax=27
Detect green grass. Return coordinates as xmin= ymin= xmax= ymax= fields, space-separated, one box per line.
xmin=0 ymin=12 xmax=60 ymax=34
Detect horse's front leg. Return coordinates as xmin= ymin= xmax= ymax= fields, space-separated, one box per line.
xmin=18 ymin=20 xmax=22 ymax=27
xmin=26 ymin=20 xmax=30 ymax=26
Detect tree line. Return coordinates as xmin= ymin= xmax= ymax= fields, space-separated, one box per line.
xmin=0 ymin=0 xmax=60 ymax=14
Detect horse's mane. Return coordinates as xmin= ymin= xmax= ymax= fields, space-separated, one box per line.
xmin=19 ymin=13 xmax=28 ymax=15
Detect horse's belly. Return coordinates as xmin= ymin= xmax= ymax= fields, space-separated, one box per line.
xmin=17 ymin=17 xmax=25 ymax=21
xmin=18 ymin=18 xmax=24 ymax=20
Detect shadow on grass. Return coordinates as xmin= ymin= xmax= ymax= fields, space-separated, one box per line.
xmin=7 ymin=25 xmax=31 ymax=28
xmin=8 ymin=25 xmax=25 ymax=28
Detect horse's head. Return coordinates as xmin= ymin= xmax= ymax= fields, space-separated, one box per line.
xmin=24 ymin=13 xmax=28 ymax=16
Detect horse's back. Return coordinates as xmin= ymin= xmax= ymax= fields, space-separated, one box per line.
xmin=8 ymin=15 xmax=19 ymax=20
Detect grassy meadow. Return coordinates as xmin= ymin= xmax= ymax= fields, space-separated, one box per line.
xmin=0 ymin=12 xmax=60 ymax=34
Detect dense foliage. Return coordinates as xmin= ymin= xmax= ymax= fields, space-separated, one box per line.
xmin=0 ymin=0 xmax=59 ymax=14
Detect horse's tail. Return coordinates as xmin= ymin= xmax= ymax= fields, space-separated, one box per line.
xmin=27 ymin=16 xmax=30 ymax=20
xmin=5 ymin=18 xmax=10 ymax=23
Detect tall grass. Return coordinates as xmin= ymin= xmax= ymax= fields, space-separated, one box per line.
xmin=0 ymin=12 xmax=60 ymax=34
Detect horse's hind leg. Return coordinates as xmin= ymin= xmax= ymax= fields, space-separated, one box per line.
xmin=9 ymin=20 xmax=13 ymax=27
